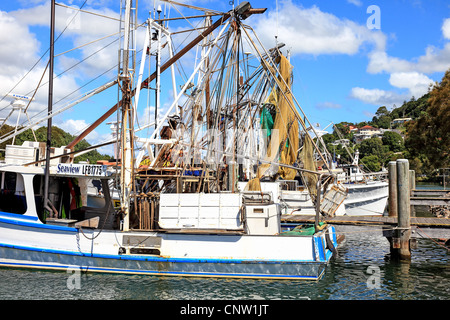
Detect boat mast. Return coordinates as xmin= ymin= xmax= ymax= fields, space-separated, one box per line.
xmin=66 ymin=3 xmax=266 ymax=152
xmin=119 ymin=0 xmax=136 ymax=231
xmin=155 ymin=5 xmax=162 ymax=132
xmin=43 ymin=0 xmax=55 ymax=216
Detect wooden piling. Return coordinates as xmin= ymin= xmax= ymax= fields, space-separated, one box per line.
xmin=388 ymin=161 xmax=397 ymax=217
xmin=409 ymin=170 xmax=416 ymax=217
xmin=409 ymin=170 xmax=415 ymax=191
xmin=393 ymin=159 xmax=411 ymax=260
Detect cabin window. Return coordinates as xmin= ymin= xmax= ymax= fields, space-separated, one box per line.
xmin=0 ymin=172 xmax=27 ymax=215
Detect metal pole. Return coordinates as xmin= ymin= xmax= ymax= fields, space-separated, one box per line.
xmin=396 ymin=159 xmax=411 ymax=260
xmin=120 ymin=0 xmax=133 ymax=231
xmin=155 ymin=8 xmax=162 ymax=131
xmin=315 ymin=174 xmax=324 ymax=233
xmin=44 ymin=0 xmax=55 ymax=217
xmin=388 ymin=161 xmax=397 ymax=217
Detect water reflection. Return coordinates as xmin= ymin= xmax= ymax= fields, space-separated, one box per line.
xmin=0 ymin=229 xmax=448 ymax=300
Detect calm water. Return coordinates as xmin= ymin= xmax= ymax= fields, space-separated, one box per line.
xmin=0 ymin=184 xmax=448 ymax=302
xmin=0 ymin=227 xmax=448 ymax=301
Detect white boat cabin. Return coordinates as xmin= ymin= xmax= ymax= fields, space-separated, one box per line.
xmin=0 ymin=141 xmax=115 ymax=229
xmin=0 ymin=141 xmax=286 ymax=235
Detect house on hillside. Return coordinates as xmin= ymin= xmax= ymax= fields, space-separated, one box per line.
xmin=391 ymin=118 xmax=412 ymax=128
xmin=330 ymin=139 xmax=350 ymax=147
xmin=353 ymin=125 xmax=381 ymax=143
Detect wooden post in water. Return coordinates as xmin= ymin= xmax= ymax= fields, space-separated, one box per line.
xmin=388 ymin=161 xmax=397 ymax=217
xmin=393 ymin=159 xmax=411 ymax=260
xmin=409 ymin=170 xmax=415 ymax=191
xmin=409 ymin=170 xmax=416 ymax=217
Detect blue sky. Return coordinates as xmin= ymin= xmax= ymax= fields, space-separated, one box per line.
xmin=1 ymin=0 xmax=449 ymax=155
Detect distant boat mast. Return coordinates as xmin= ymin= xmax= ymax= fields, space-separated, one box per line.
xmin=43 ymin=0 xmax=55 ymax=216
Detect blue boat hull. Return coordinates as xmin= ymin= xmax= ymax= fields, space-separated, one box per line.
xmin=0 ymin=243 xmax=328 ymax=280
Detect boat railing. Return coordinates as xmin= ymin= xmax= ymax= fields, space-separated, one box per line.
xmin=336 ymin=170 xmax=388 ymax=184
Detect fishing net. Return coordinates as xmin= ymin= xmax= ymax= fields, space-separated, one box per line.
xmin=245 ymin=54 xmax=300 ymax=190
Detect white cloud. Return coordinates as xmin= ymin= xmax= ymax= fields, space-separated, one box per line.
xmin=366 ymin=51 xmax=413 ymax=74
xmin=442 ymin=18 xmax=450 ymax=40
xmin=10 ymin=1 xmax=120 ymax=37
xmin=0 ymin=11 xmax=40 ymax=75
xmin=351 ymin=17 xmax=450 ymax=109
xmin=316 ymin=102 xmax=342 ymax=110
xmin=349 ymin=87 xmax=409 ymax=107
xmin=56 ymin=118 xmax=113 ymax=155
xmin=0 ymin=2 xmax=126 ymax=128
xmin=250 ymin=1 xmax=386 ymax=56
xmin=10 ymin=1 xmax=122 ymax=78
xmin=57 ymin=118 xmax=90 ymax=135
xmin=414 ymin=43 xmax=450 ymax=73
xmin=347 ymin=0 xmax=363 ymax=7
xmin=388 ymin=72 xmax=433 ymax=98
xmin=350 ymin=71 xmax=435 ymax=108
xmin=367 ymin=43 xmax=450 ymax=75
xmin=0 ymin=62 xmax=81 ymax=125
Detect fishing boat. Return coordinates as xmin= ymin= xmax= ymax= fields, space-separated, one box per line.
xmin=0 ymin=0 xmax=342 ymax=280
xmin=333 ymin=151 xmax=388 ymax=216
xmin=262 ymin=162 xmax=388 ymax=217
xmin=278 ymin=125 xmax=389 ymax=216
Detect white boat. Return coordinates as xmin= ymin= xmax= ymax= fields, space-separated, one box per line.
xmin=332 ymin=151 xmax=388 ymax=216
xmin=273 ymin=169 xmax=388 ymax=217
xmin=343 ymin=180 xmax=388 ymax=216
xmin=287 ymin=179 xmax=388 ymax=217
xmin=0 ymin=162 xmax=338 ymax=280
xmin=275 ymin=139 xmax=389 ymax=216
xmin=0 ymin=1 xmax=341 ymax=280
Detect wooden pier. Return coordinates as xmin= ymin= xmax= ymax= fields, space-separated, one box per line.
xmin=281 ymin=214 xmax=450 ymax=228
xmin=281 ymin=214 xmax=450 ymax=240
xmin=281 ymin=159 xmax=450 ymax=259
xmin=410 ymin=189 xmax=449 ymax=206
xmin=281 ymin=184 xmax=450 ymax=239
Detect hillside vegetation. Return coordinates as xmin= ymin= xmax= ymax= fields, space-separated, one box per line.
xmin=0 ymin=125 xmax=111 ymax=164
xmin=322 ymin=69 xmax=450 ymax=179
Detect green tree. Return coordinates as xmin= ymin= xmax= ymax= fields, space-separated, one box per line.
xmin=359 ymin=137 xmax=387 ymax=159
xmin=360 ymin=154 xmax=381 ymax=172
xmin=406 ymin=69 xmax=450 ymax=169
xmin=0 ymin=125 xmax=110 ymax=163
xmin=357 ymin=121 xmax=368 ymax=128
xmin=382 ymin=131 xmax=404 ymax=152
xmin=333 ymin=122 xmax=351 ymax=138
xmin=371 ymin=106 xmax=392 ymax=129
xmin=321 ymin=133 xmax=337 ymax=145
xmin=375 ymin=106 xmax=389 ymax=117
